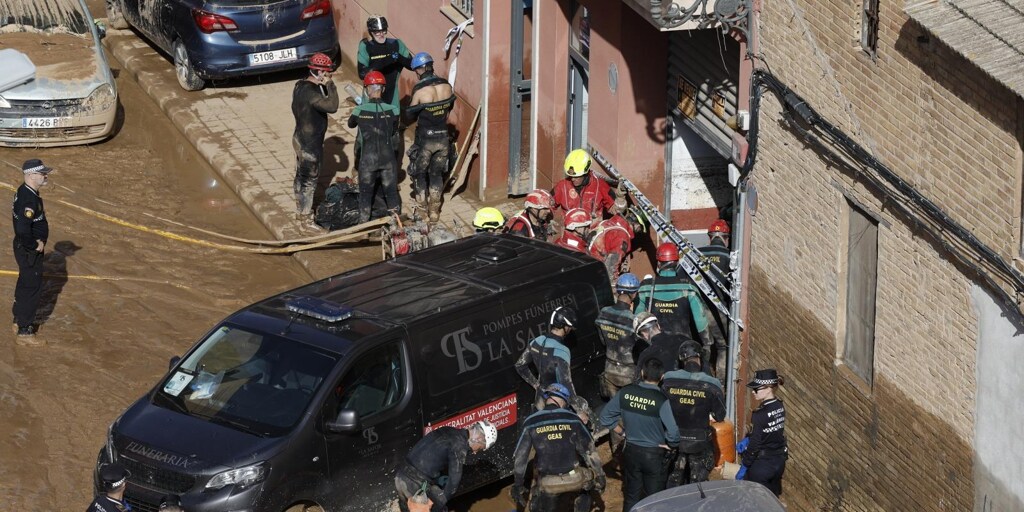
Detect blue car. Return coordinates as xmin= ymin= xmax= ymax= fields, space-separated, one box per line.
xmin=106 ymin=0 xmax=339 ymax=90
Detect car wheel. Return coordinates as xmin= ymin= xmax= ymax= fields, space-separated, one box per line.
xmin=173 ymin=40 xmax=206 ymax=91
xmin=106 ymin=0 xmax=128 ymax=29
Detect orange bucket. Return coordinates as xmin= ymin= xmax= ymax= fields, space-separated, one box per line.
xmin=711 ymin=420 xmax=736 ymax=466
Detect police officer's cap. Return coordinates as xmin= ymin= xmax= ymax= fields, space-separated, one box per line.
xmin=22 ymin=158 xmax=53 ymax=175
xmin=100 ymin=462 xmax=130 ymax=491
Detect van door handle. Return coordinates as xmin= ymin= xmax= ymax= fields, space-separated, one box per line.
xmin=396 ymin=419 xmax=416 ymax=431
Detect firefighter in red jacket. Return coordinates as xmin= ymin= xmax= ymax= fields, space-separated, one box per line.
xmin=505 ymin=188 xmax=555 ymax=241
xmin=555 ymin=208 xmax=591 ymax=253
xmin=588 ymin=206 xmax=646 ymax=281
xmin=553 ymin=149 xmax=614 ymax=222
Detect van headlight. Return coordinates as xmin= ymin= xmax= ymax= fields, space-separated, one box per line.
xmin=206 ymin=463 xmax=266 ymax=490
xmin=83 ymin=84 xmax=116 ymax=112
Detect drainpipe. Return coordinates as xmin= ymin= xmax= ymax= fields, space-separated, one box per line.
xmin=725 ymin=179 xmax=751 ymax=423
xmin=479 ymin=0 xmax=491 ymax=194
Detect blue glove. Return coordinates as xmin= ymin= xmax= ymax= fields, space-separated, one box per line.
xmin=736 ymin=437 xmax=749 ymax=454
xmin=736 ymin=465 xmax=748 ymax=480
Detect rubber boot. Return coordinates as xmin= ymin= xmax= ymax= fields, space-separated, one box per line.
xmin=427 ymin=190 xmax=442 ymax=223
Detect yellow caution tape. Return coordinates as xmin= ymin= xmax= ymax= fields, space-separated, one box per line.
xmin=0 ymin=269 xmax=192 ymax=290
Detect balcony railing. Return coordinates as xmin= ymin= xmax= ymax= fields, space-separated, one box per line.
xmin=622 ymin=0 xmax=751 ymax=39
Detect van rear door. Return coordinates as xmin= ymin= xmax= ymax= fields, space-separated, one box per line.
xmin=320 ymin=338 xmax=421 ymax=510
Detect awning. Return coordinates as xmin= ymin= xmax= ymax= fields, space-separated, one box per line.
xmin=905 ymin=0 xmax=1024 ymax=98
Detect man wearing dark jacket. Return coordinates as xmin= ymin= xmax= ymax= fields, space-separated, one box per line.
xmin=634 ymin=312 xmax=689 ymax=374
xmin=515 ymin=306 xmax=590 ymax=419
xmin=291 ymin=53 xmax=339 ymax=225
xmin=394 ymin=421 xmax=497 ymax=512
xmin=357 ymin=15 xmax=413 ymax=110
xmin=348 ymin=70 xmax=401 ymax=221
xmin=11 ymin=159 xmax=51 ymax=343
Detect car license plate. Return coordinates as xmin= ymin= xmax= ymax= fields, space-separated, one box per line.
xmin=21 ymin=117 xmax=72 ymax=129
xmin=247 ymin=48 xmax=297 ymax=66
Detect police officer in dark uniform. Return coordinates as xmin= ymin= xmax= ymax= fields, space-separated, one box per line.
xmin=394 ymin=421 xmax=497 ymax=512
xmin=599 ymin=358 xmax=681 ymax=512
xmin=406 ymin=52 xmax=455 ymax=222
xmin=87 ymin=462 xmax=131 ymax=512
xmin=357 ymin=15 xmax=413 ymax=111
xmin=662 ymin=341 xmax=726 ymax=487
xmin=12 ymin=159 xmax=51 ymax=342
xmin=739 ymin=368 xmax=788 ymax=496
xmin=512 ymin=383 xmax=605 ymax=512
xmin=514 ymin=306 xmax=590 ymax=419
xmin=348 ymin=70 xmax=401 ymax=222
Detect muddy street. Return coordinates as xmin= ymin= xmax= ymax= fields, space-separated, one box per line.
xmin=0 ymin=52 xmax=383 ymax=508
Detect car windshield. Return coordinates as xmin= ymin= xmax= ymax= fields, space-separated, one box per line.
xmin=154 ymin=324 xmax=338 ymax=437
xmin=0 ymin=0 xmax=90 ymax=36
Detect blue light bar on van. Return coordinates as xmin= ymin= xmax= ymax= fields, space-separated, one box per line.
xmin=285 ymin=296 xmax=354 ymax=323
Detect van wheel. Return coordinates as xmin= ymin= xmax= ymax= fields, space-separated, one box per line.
xmin=106 ymin=0 xmax=128 ymax=29
xmin=173 ymin=39 xmax=206 ymax=91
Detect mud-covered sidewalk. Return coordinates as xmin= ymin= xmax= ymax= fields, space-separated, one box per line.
xmin=102 ymin=29 xmax=483 ymax=278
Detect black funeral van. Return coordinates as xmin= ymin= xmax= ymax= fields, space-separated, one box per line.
xmin=96 ymin=234 xmax=613 ymax=512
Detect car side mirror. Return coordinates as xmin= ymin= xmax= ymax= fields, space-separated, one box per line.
xmin=94 ymin=20 xmax=107 ymax=38
xmin=326 ymin=409 xmax=360 ymax=433
xmin=168 ymin=356 xmax=181 ymax=371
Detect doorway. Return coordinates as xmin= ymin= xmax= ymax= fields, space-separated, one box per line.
xmin=567 ymin=2 xmax=590 ymax=152
xmin=508 ymin=0 xmax=534 ymax=195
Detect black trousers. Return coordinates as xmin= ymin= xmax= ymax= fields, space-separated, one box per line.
xmin=394 ymin=471 xmax=446 ymax=512
xmin=357 ymin=159 xmax=400 ymax=221
xmin=667 ymin=444 xmax=715 ymax=487
xmin=12 ymin=241 xmax=43 ymax=329
xmin=745 ymin=454 xmax=786 ymax=496
xmin=622 ymin=443 xmax=670 ymax=512
xmin=529 ymin=487 xmax=592 ymax=512
xmin=412 ymin=136 xmax=449 ymax=199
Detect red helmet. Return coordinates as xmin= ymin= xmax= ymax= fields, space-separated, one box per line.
xmin=709 ymin=219 xmax=730 ymax=235
xmin=364 ymin=70 xmax=386 ymax=86
xmin=656 ymin=242 xmax=679 ymax=263
xmin=564 ymin=208 xmax=591 ymax=231
xmin=524 ymin=189 xmax=554 ymax=210
xmin=308 ymin=53 xmax=334 ymax=71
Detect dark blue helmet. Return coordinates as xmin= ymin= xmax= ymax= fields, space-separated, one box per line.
xmin=615 ymin=273 xmax=640 ymax=294
xmin=411 ymin=52 xmax=433 ymax=69
xmin=543 ymin=383 xmax=571 ymax=402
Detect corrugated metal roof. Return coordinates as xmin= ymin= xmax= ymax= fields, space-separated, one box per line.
xmin=905 ymin=0 xmax=1024 ymax=98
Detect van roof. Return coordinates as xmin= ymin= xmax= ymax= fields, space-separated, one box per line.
xmin=240 ymin=234 xmax=604 ymax=348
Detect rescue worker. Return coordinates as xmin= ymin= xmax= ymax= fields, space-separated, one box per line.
xmin=395 ymin=420 xmax=498 ymax=512
xmin=634 ymin=312 xmax=689 ymax=374
xmin=11 ymin=159 xmax=51 ymax=342
xmin=554 ymin=208 xmax=591 ymax=253
xmin=662 ymin=341 xmax=726 ymax=487
xmin=596 ymin=273 xmax=641 ymax=457
xmin=514 ymin=306 xmax=590 ymax=417
xmin=505 ymin=189 xmax=555 ymax=241
xmin=738 ymin=369 xmax=788 ymax=496
xmin=406 ymin=52 xmax=455 ymax=222
xmin=512 ymin=383 xmax=605 ymax=512
xmin=553 ymin=149 xmax=614 ymax=222
xmin=636 ymin=242 xmax=714 ymax=371
xmin=598 ymin=358 xmax=680 ymax=512
xmin=357 ymin=15 xmax=413 ymax=110
xmin=473 ymin=207 xmax=505 ymax=233
xmin=698 ymin=218 xmax=732 ymax=379
xmin=291 ymin=52 xmax=339 ymax=225
xmin=87 ymin=463 xmax=131 ymax=512
xmin=588 ymin=205 xmax=645 ymax=281
xmin=347 ymin=70 xmax=401 ymax=222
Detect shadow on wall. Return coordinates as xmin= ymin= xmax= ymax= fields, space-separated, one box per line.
xmin=747 ymin=266 xmax=975 ymax=510
xmin=894 ymin=20 xmax=1018 ymax=136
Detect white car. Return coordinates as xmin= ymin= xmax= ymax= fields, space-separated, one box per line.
xmin=0 ymin=0 xmax=118 ymax=147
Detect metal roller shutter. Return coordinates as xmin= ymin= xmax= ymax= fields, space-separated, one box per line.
xmin=667 ymin=30 xmax=740 ymax=159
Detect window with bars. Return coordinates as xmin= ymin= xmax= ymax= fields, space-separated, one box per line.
xmin=861 ymin=0 xmax=879 ymax=59
xmin=451 ymin=0 xmax=473 ymax=18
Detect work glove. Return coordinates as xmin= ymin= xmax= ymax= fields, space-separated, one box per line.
xmin=736 ymin=465 xmax=748 ymax=481
xmin=511 ymin=485 xmax=528 ymax=509
xmin=736 ymin=437 xmax=750 ymax=454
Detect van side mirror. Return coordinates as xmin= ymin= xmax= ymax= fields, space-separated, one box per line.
xmin=168 ymin=356 xmax=181 ymax=371
xmin=326 ymin=409 xmax=360 ymax=433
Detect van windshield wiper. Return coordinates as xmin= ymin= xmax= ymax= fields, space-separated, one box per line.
xmin=206 ymin=415 xmax=268 ymax=437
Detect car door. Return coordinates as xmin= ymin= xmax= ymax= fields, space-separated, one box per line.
xmin=320 ymin=339 xmax=421 ymax=511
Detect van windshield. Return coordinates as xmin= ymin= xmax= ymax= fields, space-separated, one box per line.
xmin=154 ymin=324 xmax=338 ymax=437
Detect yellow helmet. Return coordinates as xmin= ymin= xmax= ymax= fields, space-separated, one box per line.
xmin=473 ymin=207 xmax=505 ymax=230
xmin=563 ymin=149 xmax=592 ymax=177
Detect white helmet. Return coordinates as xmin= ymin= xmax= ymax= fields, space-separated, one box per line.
xmin=473 ymin=420 xmax=498 ymax=450
xmin=633 ymin=311 xmax=658 ymax=335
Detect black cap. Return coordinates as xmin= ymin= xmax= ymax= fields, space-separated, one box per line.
xmin=746 ymin=368 xmax=780 ymax=389
xmin=679 ymin=340 xmax=701 ymax=361
xmin=159 ymin=494 xmax=183 ymax=509
xmin=100 ymin=463 xmax=130 ymax=490
xmin=22 ymin=158 xmax=53 ymax=175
